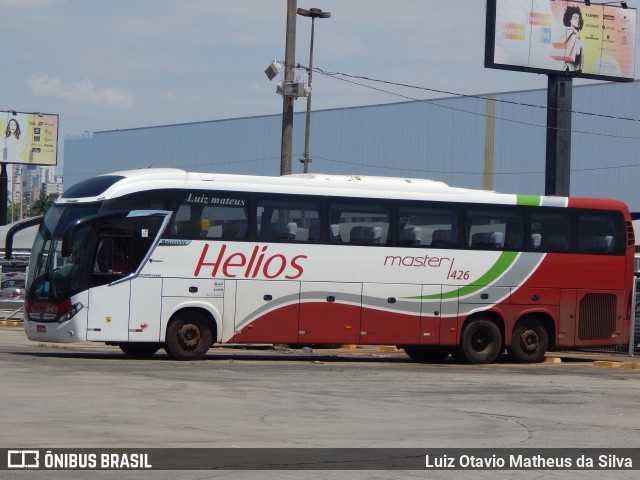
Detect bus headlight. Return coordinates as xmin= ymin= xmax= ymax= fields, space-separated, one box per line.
xmin=58 ymin=302 xmax=84 ymax=323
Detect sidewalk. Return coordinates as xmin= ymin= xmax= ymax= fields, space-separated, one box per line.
xmin=545 ymin=349 xmax=639 ymax=366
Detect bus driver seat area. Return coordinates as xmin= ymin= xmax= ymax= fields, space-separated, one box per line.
xmin=176 ymin=219 xmax=211 ymax=238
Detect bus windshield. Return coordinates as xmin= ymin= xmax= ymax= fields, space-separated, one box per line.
xmin=28 ymin=203 xmax=102 ymax=299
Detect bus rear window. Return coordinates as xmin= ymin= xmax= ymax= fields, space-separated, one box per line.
xmin=576 ymin=211 xmax=625 ymax=255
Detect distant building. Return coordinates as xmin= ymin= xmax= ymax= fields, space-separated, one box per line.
xmin=63 ymin=81 xmax=640 ymax=211
xmin=43 ymin=175 xmax=64 ymax=199
xmin=8 ymin=164 xmax=57 ymax=208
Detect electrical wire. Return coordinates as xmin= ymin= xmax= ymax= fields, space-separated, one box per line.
xmin=65 ymin=66 xmax=640 ymax=178
xmin=307 ymin=67 xmax=640 ymax=141
xmin=312 ymin=155 xmax=640 ymax=176
xmin=311 ymin=67 xmax=640 ymax=123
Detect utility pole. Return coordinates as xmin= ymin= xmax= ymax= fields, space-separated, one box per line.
xmin=0 ymin=163 xmax=7 ymax=225
xmin=280 ymin=0 xmax=298 ymax=176
xmin=297 ymin=7 xmax=331 ymax=174
xmin=545 ymin=75 xmax=572 ymax=196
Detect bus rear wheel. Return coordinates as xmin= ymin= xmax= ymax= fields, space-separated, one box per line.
xmin=459 ymin=318 xmax=502 ymax=364
xmin=165 ymin=312 xmax=212 ymax=360
xmin=402 ymin=346 xmax=450 ymax=363
xmin=119 ymin=343 xmax=161 ymax=358
xmin=509 ymin=317 xmax=548 ymax=363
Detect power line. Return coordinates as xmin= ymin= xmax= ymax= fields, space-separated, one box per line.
xmin=312 ymin=155 xmax=640 ymax=176
xmin=308 ymin=67 xmax=640 ymax=141
xmin=311 ymin=67 xmax=640 ymax=123
xmin=65 ymin=150 xmax=640 ymax=180
xmin=65 ymin=67 xmax=640 ymax=179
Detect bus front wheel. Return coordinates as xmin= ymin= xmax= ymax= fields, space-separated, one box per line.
xmin=459 ymin=318 xmax=502 ymax=364
xmin=509 ymin=317 xmax=548 ymax=363
xmin=165 ymin=312 xmax=212 ymax=360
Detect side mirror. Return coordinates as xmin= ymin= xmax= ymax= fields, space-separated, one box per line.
xmin=4 ymin=216 xmax=44 ymax=260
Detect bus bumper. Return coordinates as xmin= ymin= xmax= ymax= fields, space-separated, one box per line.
xmin=24 ymin=315 xmax=87 ymax=343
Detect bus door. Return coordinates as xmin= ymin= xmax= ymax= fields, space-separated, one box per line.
xmin=85 ymin=212 xmax=169 ymax=342
xmin=360 ymin=283 xmax=422 ymax=344
xmin=299 ymin=282 xmax=361 ymax=344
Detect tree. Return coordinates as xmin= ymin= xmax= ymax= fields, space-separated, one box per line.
xmin=30 ymin=193 xmax=53 ymax=217
xmin=8 ymin=202 xmax=25 ymax=222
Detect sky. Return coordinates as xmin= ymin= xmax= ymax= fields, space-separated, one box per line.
xmin=1 ymin=0 xmax=639 ymax=172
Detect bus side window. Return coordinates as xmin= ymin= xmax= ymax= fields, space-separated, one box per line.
xmin=576 ymin=211 xmax=624 ymax=255
xmin=256 ymin=198 xmax=321 ymax=243
xmin=530 ymin=211 xmax=571 ymax=253
xmin=176 ymin=219 xmax=209 ymax=237
xmin=431 ymin=229 xmax=454 ymax=248
xmin=167 ymin=191 xmax=248 ymax=240
xmin=93 ymin=237 xmax=130 ymax=275
xmin=221 ymin=220 xmax=247 ymax=240
xmin=329 ymin=202 xmax=390 ymax=245
xmin=112 ymin=242 xmax=128 ymax=274
xmin=397 ymin=205 xmax=456 ymax=248
xmin=530 ymin=233 xmax=542 ymax=250
xmin=465 ymin=209 xmax=522 ymax=251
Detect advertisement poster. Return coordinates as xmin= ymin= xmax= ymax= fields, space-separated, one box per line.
xmin=1 ymin=111 xmax=59 ymax=166
xmin=487 ymin=0 xmax=636 ymax=81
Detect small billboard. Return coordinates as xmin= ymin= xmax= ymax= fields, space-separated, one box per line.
xmin=485 ymin=0 xmax=636 ymax=82
xmin=1 ymin=111 xmax=59 ymax=166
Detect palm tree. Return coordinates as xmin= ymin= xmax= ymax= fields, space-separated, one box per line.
xmin=30 ymin=193 xmax=53 ymax=217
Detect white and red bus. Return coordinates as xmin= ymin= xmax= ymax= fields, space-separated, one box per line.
xmin=6 ymin=169 xmax=635 ymax=363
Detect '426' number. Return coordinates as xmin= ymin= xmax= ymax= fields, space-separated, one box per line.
xmin=448 ymin=270 xmax=470 ymax=281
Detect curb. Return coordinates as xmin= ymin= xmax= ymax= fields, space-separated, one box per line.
xmin=593 ymin=361 xmax=622 ymax=368
xmin=594 ymin=360 xmax=640 ymax=370
xmin=0 ymin=320 xmax=23 ymax=327
xmin=543 ymin=357 xmax=562 ymax=363
xmin=379 ymin=346 xmax=400 ymax=352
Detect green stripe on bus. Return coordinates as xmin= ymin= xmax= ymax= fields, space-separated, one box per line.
xmin=408 ymin=251 xmax=519 ymax=301
xmin=516 ymin=194 xmax=541 ymax=206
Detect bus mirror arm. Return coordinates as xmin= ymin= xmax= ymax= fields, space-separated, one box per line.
xmin=61 ymin=210 xmax=130 ymax=257
xmin=4 ymin=215 xmax=44 ymax=260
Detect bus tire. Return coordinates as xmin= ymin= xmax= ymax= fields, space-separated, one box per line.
xmin=402 ymin=345 xmax=449 ymax=363
xmin=459 ymin=318 xmax=502 ymax=364
xmin=509 ymin=317 xmax=548 ymax=363
xmin=119 ymin=343 xmax=161 ymax=358
xmin=165 ymin=312 xmax=212 ymax=361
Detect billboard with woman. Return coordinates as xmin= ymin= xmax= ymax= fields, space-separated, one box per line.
xmin=1 ymin=111 xmax=58 ymax=166
xmin=485 ymin=0 xmax=636 ymax=81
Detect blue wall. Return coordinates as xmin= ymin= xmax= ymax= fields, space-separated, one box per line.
xmin=64 ymin=81 xmax=640 ymax=210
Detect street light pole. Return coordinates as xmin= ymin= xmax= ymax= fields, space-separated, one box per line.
xmin=297 ymin=7 xmax=331 ymax=174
